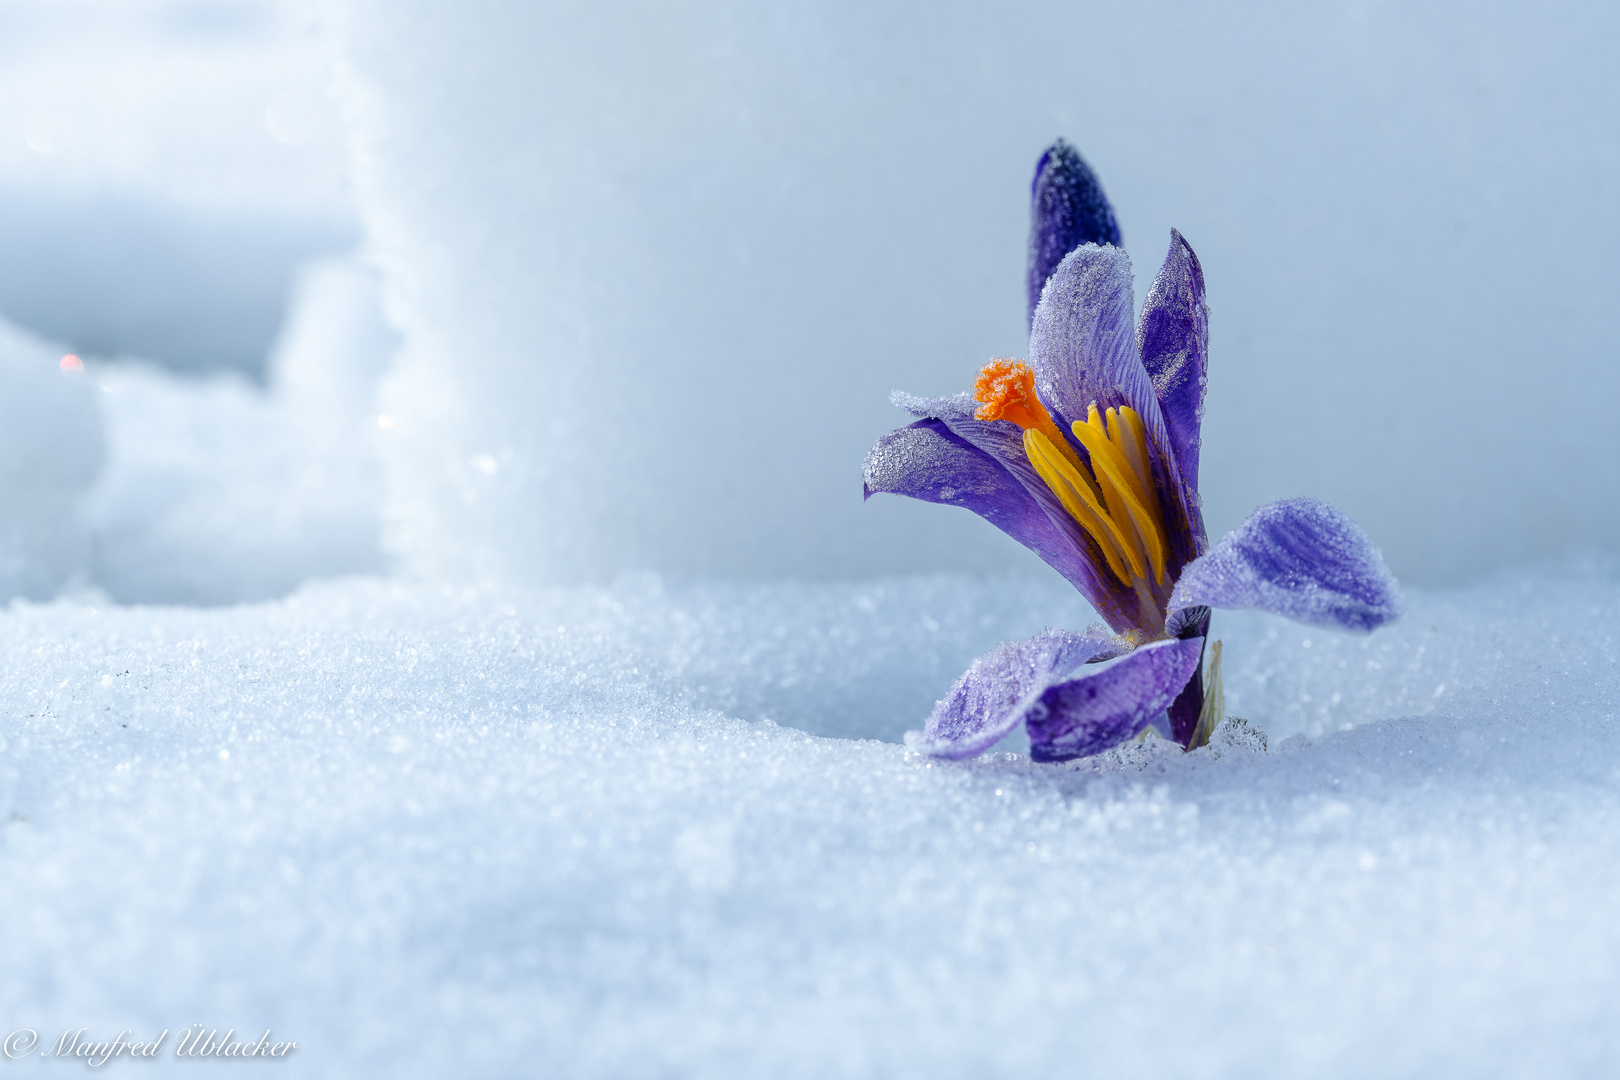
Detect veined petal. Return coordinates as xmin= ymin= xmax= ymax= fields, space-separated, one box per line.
xmin=1137 ymin=229 xmax=1209 ymax=506
xmin=1027 ymin=139 xmax=1121 ymax=328
xmin=1028 ymin=245 xmax=1145 ymax=433
xmin=863 ymin=419 xmax=1006 ymax=506
xmin=1025 ymin=636 xmax=1206 ymax=763
xmin=905 ymin=628 xmax=1122 ymax=760
xmin=1168 ymin=497 xmax=1403 ymax=633
xmin=1030 ymin=245 xmax=1206 ymax=575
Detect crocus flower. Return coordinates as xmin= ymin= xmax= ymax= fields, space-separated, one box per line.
xmin=862 ymin=140 xmax=1401 ymax=762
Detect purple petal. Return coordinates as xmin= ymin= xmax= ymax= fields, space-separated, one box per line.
xmin=906 ymin=628 xmax=1121 ymax=760
xmin=1168 ymin=497 xmax=1403 ymax=633
xmin=1029 ymin=245 xmax=1206 ymax=574
xmin=1137 ymin=230 xmax=1209 ymax=499
xmin=1028 ymin=244 xmax=1145 ymax=433
xmin=1026 ymin=636 xmax=1206 ymax=763
xmin=882 ymin=395 xmax=1152 ymax=634
xmin=1165 ymin=607 xmax=1210 ymax=747
xmin=863 ymin=420 xmax=1095 ymax=588
xmin=1027 ymin=139 xmax=1121 ymax=328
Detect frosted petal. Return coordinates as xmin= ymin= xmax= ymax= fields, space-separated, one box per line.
xmin=1137 ymin=229 xmax=1209 ymax=497
xmin=876 ymin=397 xmax=1150 ymax=633
xmin=906 ymin=628 xmax=1120 ymax=760
xmin=1029 ymin=244 xmax=1206 ymax=571
xmin=1028 ymin=244 xmax=1146 ymax=434
xmin=1027 ymin=139 xmax=1121 ymax=327
xmin=1026 ymin=635 xmax=1205 ymax=763
xmin=1168 ymin=497 xmax=1403 ymax=632
xmin=890 ymin=390 xmax=978 ymax=422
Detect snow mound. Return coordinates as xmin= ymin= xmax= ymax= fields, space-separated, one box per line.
xmin=0 ymin=259 xmax=392 ymax=607
xmin=0 ymin=0 xmax=357 ymax=376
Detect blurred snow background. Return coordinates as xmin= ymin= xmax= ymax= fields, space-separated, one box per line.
xmin=333 ymin=0 xmax=1620 ymax=590
xmin=0 ymin=0 xmax=390 ymax=603
xmin=0 ymin=0 xmax=354 ymax=376
xmin=2 ymin=0 xmax=1617 ymax=603
xmin=1 ymin=0 xmax=1619 ymax=1076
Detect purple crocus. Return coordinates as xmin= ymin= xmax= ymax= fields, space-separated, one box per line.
xmin=863 ymin=141 xmax=1401 ymax=763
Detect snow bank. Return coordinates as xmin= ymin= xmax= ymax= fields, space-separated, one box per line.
xmin=84 ymin=258 xmax=393 ymax=604
xmin=0 ymin=0 xmax=355 ymax=376
xmin=0 ymin=187 xmax=355 ymax=378
xmin=328 ymin=0 xmax=1620 ymax=589
xmin=0 ymin=564 xmax=1614 ymax=1076
xmin=0 ymin=321 xmax=102 ymax=600
xmin=0 ymin=259 xmax=392 ymax=607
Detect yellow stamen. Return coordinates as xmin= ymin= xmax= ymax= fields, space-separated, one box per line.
xmin=1069 ymin=407 xmax=1169 ymax=585
xmin=971 ymin=356 xmax=1171 ymax=595
xmin=1023 ymin=429 xmax=1137 ymax=584
xmin=1108 ymin=406 xmax=1155 ymax=504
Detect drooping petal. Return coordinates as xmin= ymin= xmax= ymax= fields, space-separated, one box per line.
xmin=1027 ymin=139 xmax=1122 ymax=328
xmin=1025 ymin=636 xmax=1206 ymax=763
xmin=864 ymin=420 xmax=1107 ymax=595
xmin=905 ymin=628 xmax=1122 ymax=760
xmin=1137 ymin=229 xmax=1209 ymax=503
xmin=883 ymin=393 xmax=1152 ymax=633
xmin=1167 ymin=497 xmax=1403 ymax=632
xmin=1029 ymin=245 xmax=1206 ymax=575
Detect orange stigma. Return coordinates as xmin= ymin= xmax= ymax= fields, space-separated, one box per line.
xmin=973 ymin=359 xmax=1084 ymax=472
xmin=974 ymin=359 xmax=1047 ymax=429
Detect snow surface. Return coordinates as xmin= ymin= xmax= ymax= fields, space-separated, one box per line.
xmin=2 ymin=565 xmax=1617 ymax=1076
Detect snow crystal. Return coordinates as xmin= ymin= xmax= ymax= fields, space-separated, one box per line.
xmin=1206 ymin=714 xmax=1268 ymax=757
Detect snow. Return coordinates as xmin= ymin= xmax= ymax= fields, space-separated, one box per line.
xmin=1 ymin=565 xmax=1617 ymax=1075
xmin=0 ymin=257 xmax=391 ymax=607
xmin=0 ymin=320 xmax=103 ymax=600
xmin=328 ymin=0 xmax=1620 ymax=589
xmin=2 ymin=0 xmax=1619 ymax=1075
xmin=84 ymin=258 xmax=393 ymax=605
xmin=0 ymin=0 xmax=355 ymax=376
